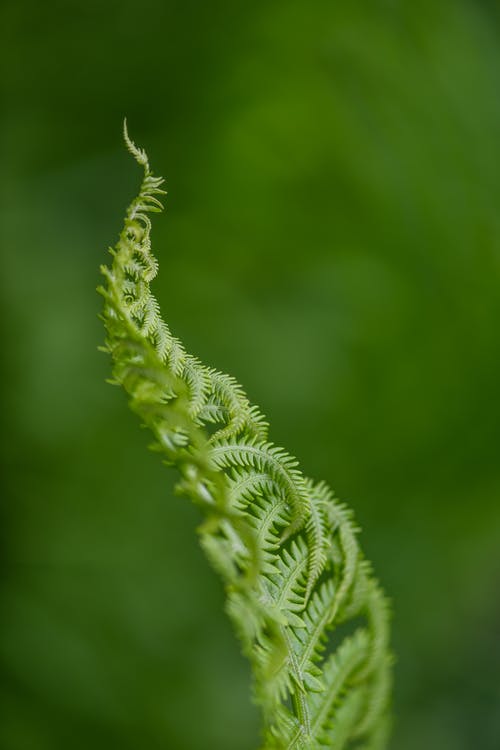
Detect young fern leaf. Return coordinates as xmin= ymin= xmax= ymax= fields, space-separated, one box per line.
xmin=98 ymin=124 xmax=393 ymax=750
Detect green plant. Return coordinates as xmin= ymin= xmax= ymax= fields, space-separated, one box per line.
xmin=98 ymin=124 xmax=393 ymax=749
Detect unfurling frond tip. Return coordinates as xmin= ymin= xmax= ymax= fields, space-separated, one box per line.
xmin=123 ymin=117 xmax=149 ymax=169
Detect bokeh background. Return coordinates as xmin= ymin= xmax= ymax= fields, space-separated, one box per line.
xmin=1 ymin=1 xmax=500 ymax=748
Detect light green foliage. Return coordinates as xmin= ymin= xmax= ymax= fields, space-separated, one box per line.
xmin=98 ymin=125 xmax=392 ymax=749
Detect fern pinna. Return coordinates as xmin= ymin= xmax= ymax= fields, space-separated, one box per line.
xmin=98 ymin=125 xmax=393 ymax=750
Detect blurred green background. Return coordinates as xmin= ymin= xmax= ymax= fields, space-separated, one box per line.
xmin=1 ymin=0 xmax=500 ymax=748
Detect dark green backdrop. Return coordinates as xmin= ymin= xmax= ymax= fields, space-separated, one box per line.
xmin=1 ymin=1 xmax=500 ymax=748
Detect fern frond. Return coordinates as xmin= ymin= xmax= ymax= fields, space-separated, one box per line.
xmin=98 ymin=127 xmax=393 ymax=749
